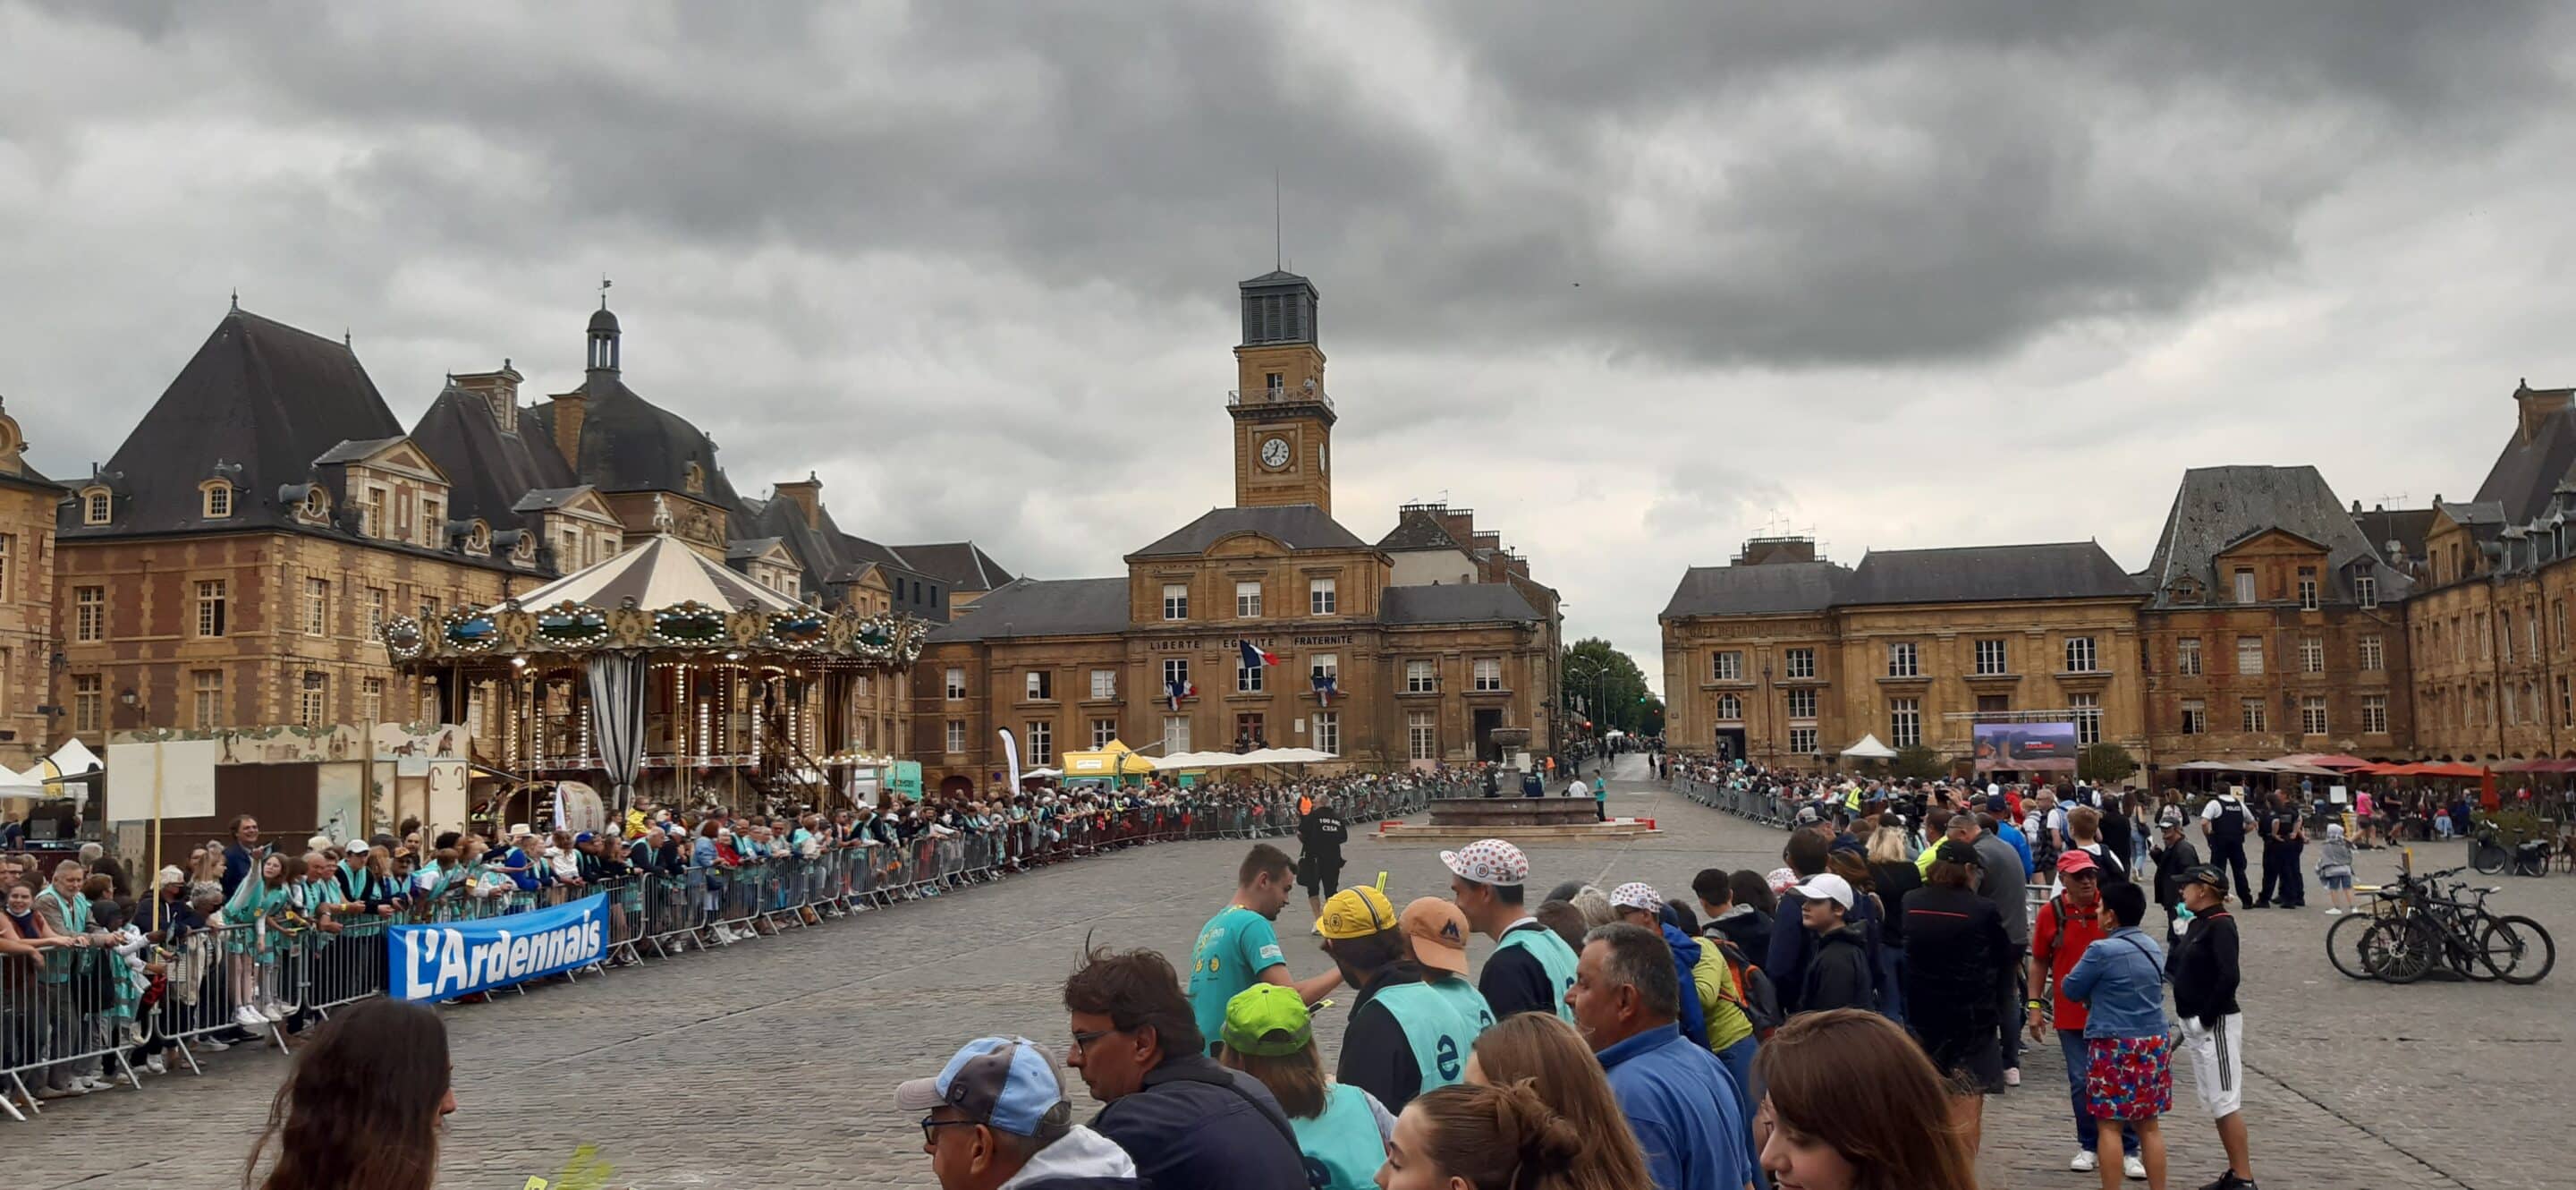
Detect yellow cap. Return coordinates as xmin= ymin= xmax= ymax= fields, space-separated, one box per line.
xmin=1313 ymin=885 xmax=1398 ymax=940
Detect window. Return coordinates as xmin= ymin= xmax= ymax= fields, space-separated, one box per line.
xmin=2558 ymin=600 xmax=2569 ymax=652
xmin=2530 ymin=608 xmax=2542 ymax=658
xmin=1237 ymin=656 xmax=1265 ymax=693
xmin=1716 ymin=693 xmax=1741 ymax=721
xmin=2505 ymin=683 xmax=2521 ymax=724
xmin=1314 ymin=711 xmax=1340 ymax=756
xmin=72 ymin=675 xmax=102 ymax=735
xmin=1025 ymin=670 xmax=1053 ymax=701
xmin=2501 ymin=612 xmax=2514 ymax=663
xmin=195 ymin=579 xmax=227 ymax=638
xmin=191 ymin=669 xmax=224 ymax=729
xmin=1473 ymin=659 xmax=1503 ymax=692
xmin=1974 ymin=639 xmax=2006 ymax=675
xmin=1235 ymin=712 xmax=1267 ymax=750
xmin=2301 ymin=696 xmax=2328 ymax=736
xmin=855 ymin=673 xmax=874 ymax=700
xmin=1406 ymin=660 xmax=1436 ymax=693
xmin=360 ymin=676 xmax=384 ymax=724
xmin=945 ymin=720 xmax=966 ymax=754
xmin=1408 ymin=711 xmax=1437 ymax=761
xmin=1235 ymin=581 xmax=1263 ymax=618
xmin=73 ymin=586 xmax=106 ymax=642
xmin=2299 ymin=636 xmax=2324 ymax=674
xmin=1713 ymin=651 xmax=1741 ymax=682
xmin=2236 ymin=635 xmax=2264 ymax=676
xmin=362 ymin=487 xmax=388 ymax=538
xmin=2479 ymin=612 xmax=2491 ymax=659
xmin=1024 ymin=722 xmax=1052 ymax=766
xmin=1786 ymin=689 xmax=1817 ymax=719
xmin=2240 ymin=698 xmax=2267 ymax=733
xmin=366 ymin=588 xmax=388 ymax=642
xmin=945 ymin=667 xmax=967 ymax=701
xmin=2180 ymin=699 xmax=2206 ymax=735
xmin=1091 ymin=718 xmax=1117 ymax=750
xmin=1310 ymin=653 xmax=1339 ymax=686
xmin=300 ymin=671 xmax=328 ymax=728
xmin=1788 ymin=727 xmax=1818 ymax=754
xmin=2072 ymin=693 xmax=2101 ymax=745
xmin=1976 ymin=694 xmax=2011 ymax=714
xmin=82 ymin=489 xmax=109 ymax=525
xmin=2233 ymin=567 xmax=2257 ymax=604
xmin=1890 ymin=698 xmax=1920 ymax=748
xmin=2364 ymin=693 xmax=2390 ymax=735
xmin=1081 ymin=669 xmax=1114 ymax=701
xmin=2360 ymin=634 xmax=2384 ymax=672
xmin=1162 ymin=714 xmax=1191 ymax=754
xmin=1784 ymin=648 xmax=1815 ymax=679
xmin=421 ymin=498 xmax=444 ymax=545
xmin=2297 ymin=567 xmax=2319 ymax=610
xmin=304 ymin=577 xmax=329 ymax=635
xmin=1886 ymin=642 xmax=1919 ymax=677
xmin=421 ymin=595 xmax=442 ymax=623
xmin=2176 ymin=637 xmax=2202 ymax=676
xmin=1163 ymin=659 xmax=1191 ymax=695
xmin=1309 ymin=577 xmax=1337 ymax=616
xmin=2063 ymin=636 xmax=2097 ymax=673
xmin=1162 ymin=583 xmax=1189 ymax=621
xmin=2356 ymin=574 xmax=2377 ymax=609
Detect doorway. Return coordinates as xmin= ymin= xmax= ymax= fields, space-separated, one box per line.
xmin=1473 ymin=709 xmax=1504 ymax=761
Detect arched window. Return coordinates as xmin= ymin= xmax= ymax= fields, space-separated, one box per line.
xmin=79 ymin=486 xmax=111 ymax=525
xmin=200 ymin=481 xmax=233 ymax=519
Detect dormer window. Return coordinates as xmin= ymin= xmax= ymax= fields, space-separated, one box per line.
xmin=201 ymin=482 xmax=233 ymax=519
xmin=80 ymin=486 xmax=111 ymax=525
xmin=301 ymin=489 xmax=329 ymax=523
xmin=2168 ymin=577 xmax=2203 ymax=605
xmin=683 ymin=463 xmax=707 ymax=496
xmin=512 ymin=532 xmax=533 ymax=563
xmin=466 ymin=521 xmax=491 ymax=555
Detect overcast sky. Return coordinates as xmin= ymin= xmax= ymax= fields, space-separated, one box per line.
xmin=5 ymin=2 xmax=2574 ymax=691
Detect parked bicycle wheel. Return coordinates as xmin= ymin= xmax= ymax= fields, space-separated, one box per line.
xmin=2511 ymin=845 xmax=2551 ymax=879
xmin=2326 ymin=911 xmax=2379 ymax=981
xmin=2361 ymin=917 xmax=2437 ymax=983
xmin=2470 ymin=836 xmax=2510 ymax=875
xmin=2479 ymin=914 xmax=2556 ymax=985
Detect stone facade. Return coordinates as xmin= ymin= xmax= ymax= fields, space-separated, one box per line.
xmin=0 ymin=404 xmax=62 ymax=769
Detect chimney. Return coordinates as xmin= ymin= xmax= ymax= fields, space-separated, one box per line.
xmin=2515 ymin=378 xmax=2571 ymax=445
xmin=453 ymin=360 xmax=524 ymax=433
xmin=549 ymin=390 xmax=587 ymax=467
xmin=774 ymin=472 xmax=823 ymax=530
xmin=1436 ymin=509 xmax=1475 ymax=547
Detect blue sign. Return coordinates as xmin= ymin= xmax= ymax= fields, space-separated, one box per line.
xmin=390 ymin=894 xmax=609 ymax=1001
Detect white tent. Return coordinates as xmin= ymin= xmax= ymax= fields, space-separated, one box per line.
xmin=1839 ymin=734 xmax=1899 ymax=761
xmin=47 ymin=739 xmax=102 ymax=776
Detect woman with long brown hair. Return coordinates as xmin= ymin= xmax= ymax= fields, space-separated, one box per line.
xmin=1460 ymin=1013 xmax=1650 ymax=1187
xmin=1378 ymin=1079 xmax=1626 ymax=1190
xmin=1752 ymin=1008 xmax=1976 ymax=1190
xmin=245 ymin=997 xmax=454 ymax=1190
xmin=1217 ymin=984 xmax=1390 ymax=1190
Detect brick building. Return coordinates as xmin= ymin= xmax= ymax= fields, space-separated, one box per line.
xmin=0 ymin=401 xmax=64 ymax=769
xmin=910 ymin=267 xmax=1561 ymax=792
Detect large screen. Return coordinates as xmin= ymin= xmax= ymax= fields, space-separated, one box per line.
xmin=1971 ymin=721 xmax=2079 ymax=772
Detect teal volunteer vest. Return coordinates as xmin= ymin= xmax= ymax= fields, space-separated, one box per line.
xmin=1494 ymin=925 xmax=1580 ymax=1022
xmin=1427 ymin=973 xmax=1496 ymax=1035
xmin=1291 ymin=1083 xmax=1389 ymax=1190
xmin=1371 ymin=982 xmax=1479 ymax=1092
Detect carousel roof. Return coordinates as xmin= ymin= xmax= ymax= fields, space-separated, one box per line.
xmin=512 ymin=531 xmax=801 ymax=614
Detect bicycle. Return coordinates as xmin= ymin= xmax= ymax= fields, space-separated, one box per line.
xmin=2469 ymin=822 xmax=2555 ymax=878
xmin=2353 ymin=865 xmax=2555 ymax=984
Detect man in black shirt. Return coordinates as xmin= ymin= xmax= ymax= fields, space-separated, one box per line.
xmin=1445 ymin=838 xmax=1577 ymax=1022
xmin=2170 ymin=866 xmax=2257 ymax=1190
xmin=1318 ymin=887 xmax=1472 ymax=1111
xmin=1295 ymin=795 xmax=1348 ymax=918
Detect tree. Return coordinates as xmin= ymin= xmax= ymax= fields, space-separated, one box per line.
xmin=1559 ymin=638 xmax=1659 ymax=736
xmin=1893 ymin=744 xmax=1947 ymax=780
xmin=2079 ymin=743 xmax=2138 ymax=785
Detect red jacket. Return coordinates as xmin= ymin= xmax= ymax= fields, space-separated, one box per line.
xmin=2031 ymin=892 xmax=2106 ymax=1030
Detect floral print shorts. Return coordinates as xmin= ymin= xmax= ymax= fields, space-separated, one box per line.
xmin=2085 ymin=1034 xmax=2173 ymax=1121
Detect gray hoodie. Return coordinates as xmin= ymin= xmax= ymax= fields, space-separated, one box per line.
xmin=999 ymin=1125 xmax=1142 ymax=1190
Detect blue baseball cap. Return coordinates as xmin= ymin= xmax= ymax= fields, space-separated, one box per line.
xmin=894 ymin=1036 xmax=1071 ymax=1138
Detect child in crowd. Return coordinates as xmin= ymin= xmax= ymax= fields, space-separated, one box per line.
xmin=2315 ymin=824 xmax=2357 ymax=916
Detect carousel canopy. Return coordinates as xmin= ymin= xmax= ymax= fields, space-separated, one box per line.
xmin=512 ymin=533 xmax=800 ymax=614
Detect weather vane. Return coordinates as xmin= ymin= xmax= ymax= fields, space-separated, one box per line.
xmin=599 ymin=274 xmax=612 ymax=309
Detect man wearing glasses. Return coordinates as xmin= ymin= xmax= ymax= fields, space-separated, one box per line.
xmin=1062 ymin=948 xmax=1307 ymax=1189
xmin=896 ymin=1035 xmax=1140 ymax=1190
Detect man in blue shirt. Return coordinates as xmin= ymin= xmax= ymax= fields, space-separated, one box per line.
xmin=1989 ymin=795 xmax=2034 ymax=876
xmin=1570 ymin=922 xmax=1759 ymax=1190
xmin=1185 ymin=844 xmax=1339 ymax=1056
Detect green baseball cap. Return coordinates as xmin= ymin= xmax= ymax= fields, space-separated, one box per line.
xmin=1221 ymin=983 xmax=1313 ymax=1058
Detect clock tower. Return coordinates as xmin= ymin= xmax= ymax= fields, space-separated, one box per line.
xmin=1230 ymin=268 xmax=1335 ymax=515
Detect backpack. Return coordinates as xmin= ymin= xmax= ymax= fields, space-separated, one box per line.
xmin=1706 ymin=935 xmax=1784 ymax=1040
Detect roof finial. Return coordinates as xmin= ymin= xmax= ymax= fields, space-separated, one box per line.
xmin=230 ymin=288 xmax=239 ymax=311
xmin=343 ymin=327 xmax=352 ymax=348
xmin=600 ymin=274 xmax=613 ymax=310
xmin=1274 ymin=168 xmax=1283 ymax=271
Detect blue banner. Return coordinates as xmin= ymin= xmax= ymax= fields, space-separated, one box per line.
xmin=390 ymin=894 xmax=609 ymax=1001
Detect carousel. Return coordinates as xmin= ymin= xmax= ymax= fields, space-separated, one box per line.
xmin=385 ymin=513 xmax=929 ymax=824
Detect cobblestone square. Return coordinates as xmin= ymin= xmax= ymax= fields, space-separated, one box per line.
xmin=13 ymin=759 xmax=2566 ymax=1189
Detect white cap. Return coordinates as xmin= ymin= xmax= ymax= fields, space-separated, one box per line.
xmin=1608 ymin=881 xmax=1664 ymax=913
xmin=1440 ymin=839 xmax=1530 ymax=887
xmin=1794 ymin=872 xmax=1855 ymax=910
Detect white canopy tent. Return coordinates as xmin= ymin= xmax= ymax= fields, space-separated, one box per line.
xmin=1839 ymin=734 xmax=1899 ymax=761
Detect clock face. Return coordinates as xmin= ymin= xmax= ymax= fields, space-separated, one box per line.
xmin=1260 ymin=436 xmax=1291 ymax=469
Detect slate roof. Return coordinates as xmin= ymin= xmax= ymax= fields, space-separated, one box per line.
xmin=1131 ymin=505 xmax=1372 ymax=557
xmin=69 ymin=308 xmax=406 ymax=538
xmin=744 ymin=497 xmax=952 ymax=619
xmin=925 ymin=577 xmax=1131 ymax=642
xmin=519 ymin=372 xmax=747 ymax=512
xmin=726 ymin=537 xmax=784 ymax=562
xmin=2140 ymin=465 xmax=2416 ymax=609
xmin=410 ymin=383 xmax=578 ymax=531
xmin=1660 ymin=562 xmax=1847 ymax=618
xmin=1379 ymin=583 xmax=1541 ymax=625
xmin=311 ymin=437 xmax=407 ymax=465
xmin=889 ymin=541 xmax=1014 ymax=592
xmin=2473 ymin=389 xmax=2576 ymax=523
xmin=1838 ymin=542 xmax=2140 ymax=607
xmin=1377 ymin=507 xmax=1466 ymax=553
xmin=2353 ymin=506 xmax=2437 ymax=563
xmin=510 ymin=486 xmax=596 ymax=514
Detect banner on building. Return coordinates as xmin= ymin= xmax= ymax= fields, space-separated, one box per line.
xmin=390 ymin=894 xmax=608 ymax=1001
xmin=1971 ymin=721 xmax=2079 ymax=772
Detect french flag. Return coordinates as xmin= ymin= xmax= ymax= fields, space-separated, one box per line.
xmin=1165 ymin=678 xmax=1196 ymax=710
xmin=1312 ymin=673 xmax=1338 ymax=706
xmin=1238 ymin=640 xmax=1281 ymax=670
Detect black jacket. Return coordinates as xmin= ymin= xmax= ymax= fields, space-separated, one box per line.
xmin=2150 ymin=838 xmax=2200 ymax=910
xmin=1767 ymin=892 xmax=1816 ymax=1014
xmin=1479 ymin=921 xmax=1562 ymax=1022
xmin=1090 ymin=1053 xmax=1305 ymax=1190
xmin=1799 ymin=923 xmax=1876 ymax=1015
xmin=2168 ymin=908 xmax=2241 ymax=1027
xmin=1869 ymin=862 xmax=1923 ymax=947
xmin=1899 ymin=886 xmax=2012 ymax=1033
xmin=1707 ymin=905 xmax=1773 ymax=969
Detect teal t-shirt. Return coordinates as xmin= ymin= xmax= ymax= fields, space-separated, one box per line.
xmin=1188 ymin=905 xmax=1286 ymax=1054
